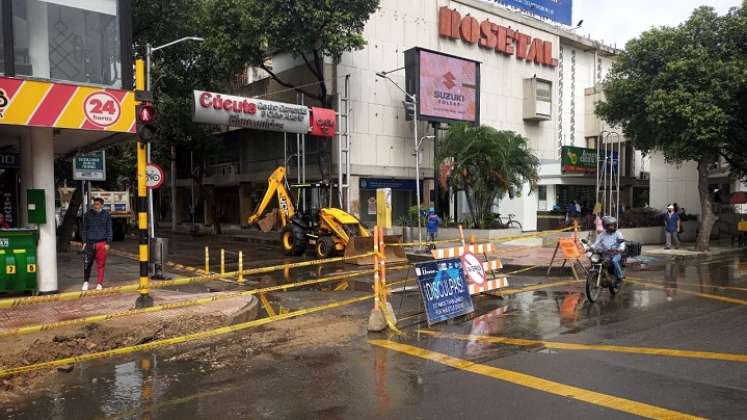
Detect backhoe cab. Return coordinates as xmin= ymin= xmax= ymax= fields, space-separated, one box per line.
xmin=248 ymin=167 xmax=405 ymax=263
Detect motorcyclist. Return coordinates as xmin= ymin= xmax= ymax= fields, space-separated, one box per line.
xmin=591 ymin=216 xmax=626 ymax=285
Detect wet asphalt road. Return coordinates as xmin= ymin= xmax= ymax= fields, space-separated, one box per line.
xmin=5 ymin=252 xmax=747 ymax=419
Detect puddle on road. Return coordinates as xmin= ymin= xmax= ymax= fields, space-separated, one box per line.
xmin=6 ymin=253 xmax=747 ymax=419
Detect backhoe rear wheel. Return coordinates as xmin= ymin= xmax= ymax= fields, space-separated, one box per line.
xmin=315 ymin=236 xmax=336 ymax=259
xmin=281 ymin=224 xmax=308 ymax=256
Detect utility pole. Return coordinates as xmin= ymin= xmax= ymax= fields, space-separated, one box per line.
xmin=134 ymin=57 xmax=152 ymax=308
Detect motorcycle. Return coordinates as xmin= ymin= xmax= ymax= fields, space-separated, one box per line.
xmin=580 ymin=238 xmax=625 ymax=302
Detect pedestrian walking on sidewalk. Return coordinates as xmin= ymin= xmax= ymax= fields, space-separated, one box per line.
xmin=426 ymin=208 xmax=442 ymax=244
xmin=81 ymin=197 xmax=112 ymax=291
xmin=664 ymin=204 xmax=681 ymax=249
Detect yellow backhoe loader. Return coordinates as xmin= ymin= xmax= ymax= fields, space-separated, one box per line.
xmin=248 ymin=167 xmax=406 ymax=264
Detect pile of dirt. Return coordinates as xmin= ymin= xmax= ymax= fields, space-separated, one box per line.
xmin=0 ymin=313 xmax=226 ymax=403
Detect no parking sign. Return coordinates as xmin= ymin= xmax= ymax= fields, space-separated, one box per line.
xmin=146 ymin=163 xmax=165 ymax=189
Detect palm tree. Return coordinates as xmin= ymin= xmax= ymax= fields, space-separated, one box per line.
xmin=438 ymin=124 xmax=539 ymax=228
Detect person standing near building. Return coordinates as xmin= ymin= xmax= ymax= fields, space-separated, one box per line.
xmin=664 ymin=204 xmax=681 ymax=250
xmin=81 ymin=197 xmax=112 ymax=291
xmin=426 ymin=208 xmax=441 ymax=245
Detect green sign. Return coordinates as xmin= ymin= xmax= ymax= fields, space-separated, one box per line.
xmin=73 ymin=151 xmax=106 ymax=181
xmin=561 ymin=146 xmax=596 ymax=174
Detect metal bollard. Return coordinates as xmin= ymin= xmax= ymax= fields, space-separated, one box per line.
xmin=220 ymin=249 xmax=225 ymax=275
xmin=204 ymin=247 xmax=210 ymax=274
xmin=237 ymin=251 xmax=244 ymax=284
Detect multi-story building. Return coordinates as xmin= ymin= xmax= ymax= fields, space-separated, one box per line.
xmin=174 ymin=0 xmax=651 ymax=232
xmin=0 ymin=0 xmax=135 ymax=293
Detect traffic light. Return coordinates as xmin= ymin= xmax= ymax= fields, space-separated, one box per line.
xmin=403 ymin=96 xmax=416 ymax=121
xmin=136 ymin=101 xmax=156 ymax=142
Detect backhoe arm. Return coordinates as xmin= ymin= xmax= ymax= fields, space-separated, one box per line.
xmin=247 ymin=167 xmax=297 ymax=227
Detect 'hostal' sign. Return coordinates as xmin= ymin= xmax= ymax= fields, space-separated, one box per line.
xmin=439 ymin=7 xmax=558 ymax=67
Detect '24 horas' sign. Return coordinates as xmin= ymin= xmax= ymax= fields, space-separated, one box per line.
xmin=415 ymin=258 xmax=475 ymax=325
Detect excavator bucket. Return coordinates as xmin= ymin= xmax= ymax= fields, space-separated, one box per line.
xmin=345 ymin=235 xmax=407 ymax=266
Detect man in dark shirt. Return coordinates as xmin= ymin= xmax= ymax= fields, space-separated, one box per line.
xmin=81 ymin=197 xmax=112 ymax=290
xmin=664 ymin=204 xmax=681 ymax=250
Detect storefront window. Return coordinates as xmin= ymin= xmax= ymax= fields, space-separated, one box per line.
xmin=12 ymin=0 xmax=121 ymax=87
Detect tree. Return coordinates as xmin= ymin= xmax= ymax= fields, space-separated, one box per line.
xmin=438 ymin=124 xmax=539 ymax=229
xmin=595 ymin=3 xmax=747 ymax=251
xmin=204 ymin=0 xmax=380 ymax=181
xmin=133 ymin=0 xmax=380 ymax=232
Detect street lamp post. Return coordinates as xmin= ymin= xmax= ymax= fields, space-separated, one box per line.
xmin=144 ymin=37 xmax=204 ymax=240
xmin=375 ymin=70 xmax=431 ymax=248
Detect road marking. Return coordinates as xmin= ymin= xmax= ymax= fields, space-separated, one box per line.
xmin=418 ymin=331 xmax=747 ymax=363
xmin=369 ymin=340 xmax=705 ymax=420
xmin=632 ymin=278 xmax=747 ymax=293
xmin=628 ymin=278 xmax=747 ymax=305
xmin=488 ymin=279 xmax=583 ymax=296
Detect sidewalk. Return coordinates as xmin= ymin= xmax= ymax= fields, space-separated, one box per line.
xmin=643 ymin=241 xmax=747 ymax=258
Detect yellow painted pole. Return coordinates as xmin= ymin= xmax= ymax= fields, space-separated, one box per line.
xmin=204 ymin=247 xmax=209 ymax=273
xmin=220 ymin=249 xmax=225 ymax=275
xmin=237 ymin=251 xmax=244 ymax=284
xmin=135 ymin=57 xmax=152 ymax=308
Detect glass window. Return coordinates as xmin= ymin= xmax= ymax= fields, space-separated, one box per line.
xmin=13 ymin=0 xmax=121 ymax=87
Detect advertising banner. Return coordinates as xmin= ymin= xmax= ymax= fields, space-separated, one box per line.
xmin=192 ymin=90 xmax=310 ymax=134
xmin=73 ymin=151 xmax=106 ymax=181
xmin=405 ymin=48 xmax=480 ymax=125
xmin=0 ymin=77 xmax=135 ymax=133
xmin=309 ymin=107 xmax=337 ymax=137
xmin=415 ymin=258 xmax=475 ymax=326
xmin=561 ymin=146 xmax=596 ymax=174
xmin=495 ymin=0 xmax=573 ymax=26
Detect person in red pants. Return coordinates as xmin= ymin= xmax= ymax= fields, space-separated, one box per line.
xmin=81 ymin=197 xmax=112 ymax=291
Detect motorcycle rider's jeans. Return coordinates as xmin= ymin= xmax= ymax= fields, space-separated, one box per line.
xmin=610 ymin=254 xmax=624 ymax=280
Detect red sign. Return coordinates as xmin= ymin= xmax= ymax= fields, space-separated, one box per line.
xmin=438 ymin=7 xmax=558 ymax=67
xmin=309 ymin=107 xmax=337 ymax=137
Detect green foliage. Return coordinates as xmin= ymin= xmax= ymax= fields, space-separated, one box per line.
xmin=204 ymin=0 xmax=379 ymax=105
xmin=596 ymin=4 xmax=747 ymax=168
xmin=438 ymin=124 xmax=539 ymax=229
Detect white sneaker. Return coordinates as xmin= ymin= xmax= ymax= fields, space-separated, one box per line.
xmin=96 ymin=284 xmax=103 ymax=290
xmin=81 ymin=281 xmax=89 ymax=291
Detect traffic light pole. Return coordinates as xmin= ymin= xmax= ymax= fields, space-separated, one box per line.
xmin=135 ymin=57 xmax=153 ymax=309
xmin=145 ymin=44 xmax=155 ymax=239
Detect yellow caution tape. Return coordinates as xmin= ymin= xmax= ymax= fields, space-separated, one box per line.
xmin=0 ymin=294 xmax=373 ymax=378
xmin=0 ymin=252 xmax=377 ymax=309
xmin=0 ymin=269 xmax=375 ymax=338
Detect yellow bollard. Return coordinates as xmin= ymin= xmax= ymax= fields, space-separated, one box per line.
xmin=220 ymin=249 xmax=225 ymax=275
xmin=237 ymin=251 xmax=244 ymax=284
xmin=204 ymin=247 xmax=210 ymax=274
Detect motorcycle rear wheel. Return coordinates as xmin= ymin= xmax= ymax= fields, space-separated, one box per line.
xmin=586 ymin=270 xmax=602 ymax=303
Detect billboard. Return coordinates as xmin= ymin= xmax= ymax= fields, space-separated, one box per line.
xmin=561 ymin=146 xmax=596 ymax=174
xmin=495 ymin=0 xmax=573 ymax=26
xmin=405 ymin=48 xmax=480 ymax=125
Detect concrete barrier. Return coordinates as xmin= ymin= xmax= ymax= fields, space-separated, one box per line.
xmin=576 ymin=221 xmax=698 ymax=246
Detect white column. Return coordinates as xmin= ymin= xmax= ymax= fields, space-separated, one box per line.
xmin=27 ymin=0 xmax=50 ymax=78
xmin=30 ymin=128 xmax=58 ymax=293
xmin=19 ymin=130 xmax=34 ymax=226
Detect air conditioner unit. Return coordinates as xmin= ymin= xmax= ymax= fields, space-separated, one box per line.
xmin=523 ymin=78 xmax=552 ymax=121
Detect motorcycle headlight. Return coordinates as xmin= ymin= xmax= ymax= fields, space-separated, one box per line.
xmin=590 ymin=253 xmax=602 ymax=264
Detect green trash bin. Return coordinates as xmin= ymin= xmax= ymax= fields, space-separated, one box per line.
xmin=0 ymin=228 xmax=39 ymax=294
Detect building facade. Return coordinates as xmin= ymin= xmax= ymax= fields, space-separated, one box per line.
xmin=0 ymin=0 xmax=134 ymax=292
xmin=179 ymin=0 xmax=650 ymax=232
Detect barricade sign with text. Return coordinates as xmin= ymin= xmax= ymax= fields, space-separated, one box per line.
xmin=415 ymin=258 xmax=475 ymax=326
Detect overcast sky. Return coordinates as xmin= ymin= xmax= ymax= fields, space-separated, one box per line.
xmin=572 ymin=0 xmax=741 ymax=49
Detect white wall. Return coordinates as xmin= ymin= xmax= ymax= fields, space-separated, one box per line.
xmin=648 ymin=153 xmax=700 ymax=213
